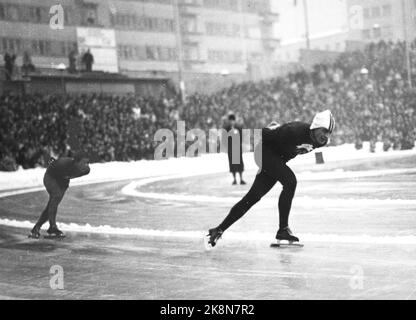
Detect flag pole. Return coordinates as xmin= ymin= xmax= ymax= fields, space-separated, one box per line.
xmin=401 ymin=0 xmax=413 ymax=88
xmin=172 ymin=0 xmax=186 ymax=102
xmin=302 ymin=0 xmax=311 ymax=50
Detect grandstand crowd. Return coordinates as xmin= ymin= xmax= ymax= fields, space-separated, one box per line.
xmin=1 ymin=40 xmax=416 ymax=171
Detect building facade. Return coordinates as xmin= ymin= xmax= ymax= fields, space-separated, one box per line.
xmin=0 ymin=0 xmax=281 ymax=93
xmin=273 ymin=0 xmax=348 ymax=64
xmin=347 ymin=0 xmax=416 ymax=43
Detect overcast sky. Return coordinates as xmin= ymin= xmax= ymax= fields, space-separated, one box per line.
xmin=272 ymin=0 xmax=349 ymax=45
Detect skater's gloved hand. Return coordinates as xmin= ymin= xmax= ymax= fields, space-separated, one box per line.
xmin=296 ymin=144 xmax=314 ymax=155
xmin=77 ymin=158 xmax=90 ymax=175
xmin=68 ymin=158 xmax=90 ymax=179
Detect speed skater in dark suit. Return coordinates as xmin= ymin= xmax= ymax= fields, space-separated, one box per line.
xmin=29 ymin=153 xmax=91 ymax=239
xmin=224 ymin=113 xmax=246 ymax=185
xmin=206 ymin=110 xmax=335 ymax=247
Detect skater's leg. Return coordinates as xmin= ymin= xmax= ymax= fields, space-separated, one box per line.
xmin=43 ymin=173 xmax=67 ymax=229
xmin=276 ymin=164 xmax=297 ymax=229
xmin=47 ymin=188 xmax=66 ymax=229
xmin=34 ymin=200 xmax=51 ymax=229
xmin=32 ymin=173 xmax=53 ymax=233
xmin=218 ymin=172 xmax=277 ymax=232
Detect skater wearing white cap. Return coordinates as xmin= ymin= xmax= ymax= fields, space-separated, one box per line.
xmin=206 ymin=110 xmax=335 ymax=248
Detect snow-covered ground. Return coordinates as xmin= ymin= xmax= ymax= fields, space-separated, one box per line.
xmin=1 ymin=142 xmax=415 ymax=193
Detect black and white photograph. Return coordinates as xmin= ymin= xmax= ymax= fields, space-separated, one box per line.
xmin=0 ymin=0 xmax=416 ymax=305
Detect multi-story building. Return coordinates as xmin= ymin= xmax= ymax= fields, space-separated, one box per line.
xmin=273 ymin=0 xmax=348 ymax=64
xmin=273 ymin=0 xmax=416 ymax=65
xmin=0 ymin=0 xmax=281 ymax=93
xmin=347 ymin=0 xmax=416 ymax=43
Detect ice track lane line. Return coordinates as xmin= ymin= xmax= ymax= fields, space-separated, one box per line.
xmin=1 ymin=218 xmax=416 ymax=245
xmin=1 ymin=169 xmax=416 ymax=244
xmin=120 ymin=168 xmax=416 ymax=205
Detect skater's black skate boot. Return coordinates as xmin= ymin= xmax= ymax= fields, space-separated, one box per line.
xmin=28 ymin=226 xmax=41 ymax=239
xmin=232 ymin=180 xmax=237 ymax=185
xmin=276 ymin=227 xmax=299 ymax=243
xmin=205 ymin=227 xmax=223 ymax=248
xmin=240 ymin=180 xmax=247 ymax=185
xmin=46 ymin=226 xmax=65 ymax=238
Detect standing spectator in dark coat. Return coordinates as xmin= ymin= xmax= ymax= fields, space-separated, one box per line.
xmin=22 ymin=50 xmax=35 ymax=76
xmin=68 ymin=48 xmax=78 ymax=73
xmin=4 ymin=51 xmax=16 ymax=81
xmin=82 ymin=49 xmax=94 ymax=72
xmin=224 ymin=113 xmax=246 ymax=185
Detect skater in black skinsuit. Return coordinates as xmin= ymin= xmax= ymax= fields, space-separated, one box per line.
xmin=206 ymin=110 xmax=335 ymax=247
xmin=29 ymin=153 xmax=90 ymax=239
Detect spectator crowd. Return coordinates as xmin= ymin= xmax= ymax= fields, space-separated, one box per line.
xmin=1 ymin=39 xmax=415 ymax=171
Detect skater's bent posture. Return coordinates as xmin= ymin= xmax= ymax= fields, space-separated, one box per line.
xmin=206 ymin=110 xmax=335 ymax=247
xmin=29 ymin=154 xmax=90 ymax=239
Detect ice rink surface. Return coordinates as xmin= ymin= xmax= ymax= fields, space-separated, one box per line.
xmin=1 ymin=151 xmax=416 ymax=300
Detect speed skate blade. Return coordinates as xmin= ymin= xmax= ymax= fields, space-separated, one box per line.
xmin=43 ymin=235 xmax=66 ymax=240
xmin=203 ymin=235 xmax=213 ymax=251
xmin=271 ymin=241 xmax=304 ymax=248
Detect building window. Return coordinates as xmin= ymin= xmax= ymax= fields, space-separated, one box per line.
xmin=208 ymin=49 xmax=242 ymax=63
xmin=86 ymin=10 xmax=97 ymax=25
xmin=371 ymin=6 xmax=381 ymax=18
xmin=19 ymin=5 xmax=30 ymax=22
xmin=181 ymin=16 xmax=198 ymax=33
xmin=169 ymin=48 xmax=177 ymax=60
xmin=146 ymin=46 xmax=157 ymax=60
xmin=362 ymin=29 xmax=371 ymax=39
xmin=112 ymin=14 xmax=174 ymax=33
xmin=382 ymin=4 xmax=392 ymax=17
xmin=233 ymin=51 xmax=242 ymax=62
xmin=206 ymin=22 xmax=239 ymax=37
xmin=243 ymin=0 xmax=258 ymax=12
xmin=0 ymin=3 xmax=53 ymax=24
xmin=250 ymin=52 xmax=262 ymax=61
xmin=7 ymin=4 xmax=19 ymax=21
xmin=382 ymin=26 xmax=393 ymax=38
xmin=231 ymin=24 xmax=240 ymax=37
xmin=0 ymin=37 xmax=71 ymax=57
xmin=64 ymin=7 xmax=73 ymax=25
xmin=181 ymin=0 xmax=199 ymax=5
xmin=373 ymin=25 xmax=381 ymax=38
xmin=0 ymin=3 xmax=5 ymax=20
xmin=81 ymin=4 xmax=98 ymax=26
xmin=30 ymin=39 xmax=51 ymax=56
xmin=28 ymin=7 xmax=42 ymax=23
xmin=203 ymin=0 xmax=238 ymax=11
xmin=206 ymin=22 xmax=216 ymax=35
xmin=134 ymin=46 xmax=147 ymax=60
xmin=120 ymin=45 xmax=132 ymax=60
xmin=184 ymin=45 xmax=199 ymax=61
xmin=1 ymin=39 xmax=7 ymax=52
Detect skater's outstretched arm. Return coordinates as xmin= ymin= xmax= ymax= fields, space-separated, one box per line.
xmin=48 ymin=157 xmax=90 ymax=180
xmin=68 ymin=158 xmax=90 ymax=179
